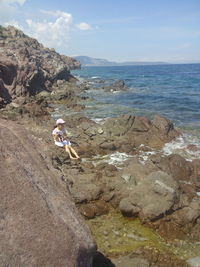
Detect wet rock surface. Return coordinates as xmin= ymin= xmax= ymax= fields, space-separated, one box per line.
xmin=87 ymin=210 xmax=196 ymax=267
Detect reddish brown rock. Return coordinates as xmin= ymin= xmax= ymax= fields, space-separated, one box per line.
xmin=0 ymin=26 xmax=80 ymax=103
xmin=132 ymin=116 xmax=152 ymax=132
xmin=101 ymin=114 xmax=180 ymax=151
xmin=152 ymin=115 xmax=174 ymax=135
xmin=187 ymin=144 xmax=199 ymax=152
xmin=189 ymin=159 xmax=200 ymax=189
xmin=79 ymin=200 xmax=110 ymax=219
xmin=154 ymin=197 xmax=200 ymax=240
xmin=158 ymin=154 xmax=192 ymax=181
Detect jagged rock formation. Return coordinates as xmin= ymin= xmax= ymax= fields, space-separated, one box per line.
xmin=0 ymin=118 xmax=96 ymax=267
xmin=0 ymin=26 xmax=81 ymax=104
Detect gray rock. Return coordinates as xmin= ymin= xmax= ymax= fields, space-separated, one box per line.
xmin=119 ymin=171 xmax=179 ymax=220
xmin=9 ymin=102 xmax=20 ymax=108
xmin=119 ymin=198 xmax=140 ymax=217
xmin=70 ymin=174 xmax=102 ymax=203
xmin=103 ymin=80 xmax=129 ymax=92
xmin=121 ymin=173 xmax=132 ymax=183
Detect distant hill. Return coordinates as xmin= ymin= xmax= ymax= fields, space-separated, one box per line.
xmin=74 ymin=56 xmax=167 ymax=67
xmin=74 ymin=56 xmax=116 ymax=66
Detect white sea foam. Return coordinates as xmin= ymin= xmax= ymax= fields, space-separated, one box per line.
xmin=112 ymin=90 xmax=121 ymax=94
xmin=108 ymin=152 xmax=133 ymax=166
xmin=91 ymin=118 xmax=106 ymax=124
xmin=83 ymin=152 xmax=133 ymax=168
xmin=163 ymin=133 xmax=200 ymax=161
xmin=135 ymin=145 xmax=158 ymax=163
xmin=135 ymin=132 xmax=200 ymax=164
xmin=137 ymin=151 xmax=157 ymax=164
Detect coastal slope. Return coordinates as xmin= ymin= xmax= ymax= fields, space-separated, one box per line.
xmin=0 ymin=26 xmax=81 ymax=106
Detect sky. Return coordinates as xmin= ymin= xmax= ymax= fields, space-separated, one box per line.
xmin=0 ymin=0 xmax=200 ymax=63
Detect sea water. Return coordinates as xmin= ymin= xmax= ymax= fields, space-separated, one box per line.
xmin=72 ymin=64 xmax=200 ymax=159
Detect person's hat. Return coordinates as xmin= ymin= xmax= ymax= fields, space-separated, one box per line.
xmin=56 ymin=118 xmax=65 ymax=125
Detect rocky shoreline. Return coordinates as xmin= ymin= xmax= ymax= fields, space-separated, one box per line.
xmin=1 ymin=26 xmax=200 ymax=267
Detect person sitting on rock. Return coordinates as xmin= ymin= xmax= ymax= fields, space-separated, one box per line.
xmin=52 ymin=118 xmax=80 ymax=160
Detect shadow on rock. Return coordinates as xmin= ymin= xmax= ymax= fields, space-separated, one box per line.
xmin=93 ymin=252 xmax=115 ymax=267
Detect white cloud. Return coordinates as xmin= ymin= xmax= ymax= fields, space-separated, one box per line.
xmin=24 ymin=10 xmax=92 ymax=49
xmin=0 ymin=0 xmax=26 ymax=4
xmin=40 ymin=9 xmax=72 ymax=19
xmin=0 ymin=4 xmax=92 ymax=51
xmin=76 ymin=22 xmax=92 ymax=31
xmin=0 ymin=0 xmax=26 ymax=24
xmin=26 ymin=13 xmax=73 ymax=48
xmin=178 ymin=43 xmax=192 ymax=49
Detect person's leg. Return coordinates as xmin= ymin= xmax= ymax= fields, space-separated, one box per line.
xmin=69 ymin=146 xmax=80 ymax=159
xmin=65 ymin=145 xmax=75 ymax=159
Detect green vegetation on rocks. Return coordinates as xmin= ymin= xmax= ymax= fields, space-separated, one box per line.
xmin=87 ymin=209 xmax=200 ymax=261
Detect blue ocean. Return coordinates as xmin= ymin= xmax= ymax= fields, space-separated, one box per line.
xmin=72 ymin=64 xmax=200 ymax=136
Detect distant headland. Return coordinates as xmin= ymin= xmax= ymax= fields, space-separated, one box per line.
xmin=74 ymin=55 xmax=168 ymax=67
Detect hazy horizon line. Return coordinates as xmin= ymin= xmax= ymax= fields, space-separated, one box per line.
xmin=73 ymin=55 xmax=200 ymax=65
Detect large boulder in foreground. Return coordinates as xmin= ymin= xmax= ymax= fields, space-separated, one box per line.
xmin=0 ymin=119 xmax=96 ymax=266
xmin=0 ymin=26 xmax=80 ymax=103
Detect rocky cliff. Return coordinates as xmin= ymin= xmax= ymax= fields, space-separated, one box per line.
xmin=0 ymin=26 xmax=81 ymax=105
xmin=0 ymin=118 xmax=96 ymax=266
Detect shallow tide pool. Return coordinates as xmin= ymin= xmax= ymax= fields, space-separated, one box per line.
xmin=87 ymin=210 xmax=200 ymax=261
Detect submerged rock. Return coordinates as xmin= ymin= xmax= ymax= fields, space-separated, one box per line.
xmin=102 ymin=79 xmax=129 ymax=92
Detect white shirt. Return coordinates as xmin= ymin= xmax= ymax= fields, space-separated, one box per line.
xmin=52 ymin=127 xmax=68 ymax=142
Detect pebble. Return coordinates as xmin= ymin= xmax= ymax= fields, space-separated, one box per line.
xmin=103 ymin=231 xmax=109 ymax=236
xmin=187 ymin=257 xmax=200 ymax=267
xmin=113 ymin=230 xmax=120 ymax=236
xmin=127 ymin=233 xmax=148 ymax=241
xmin=97 ymin=127 xmax=104 ymax=134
